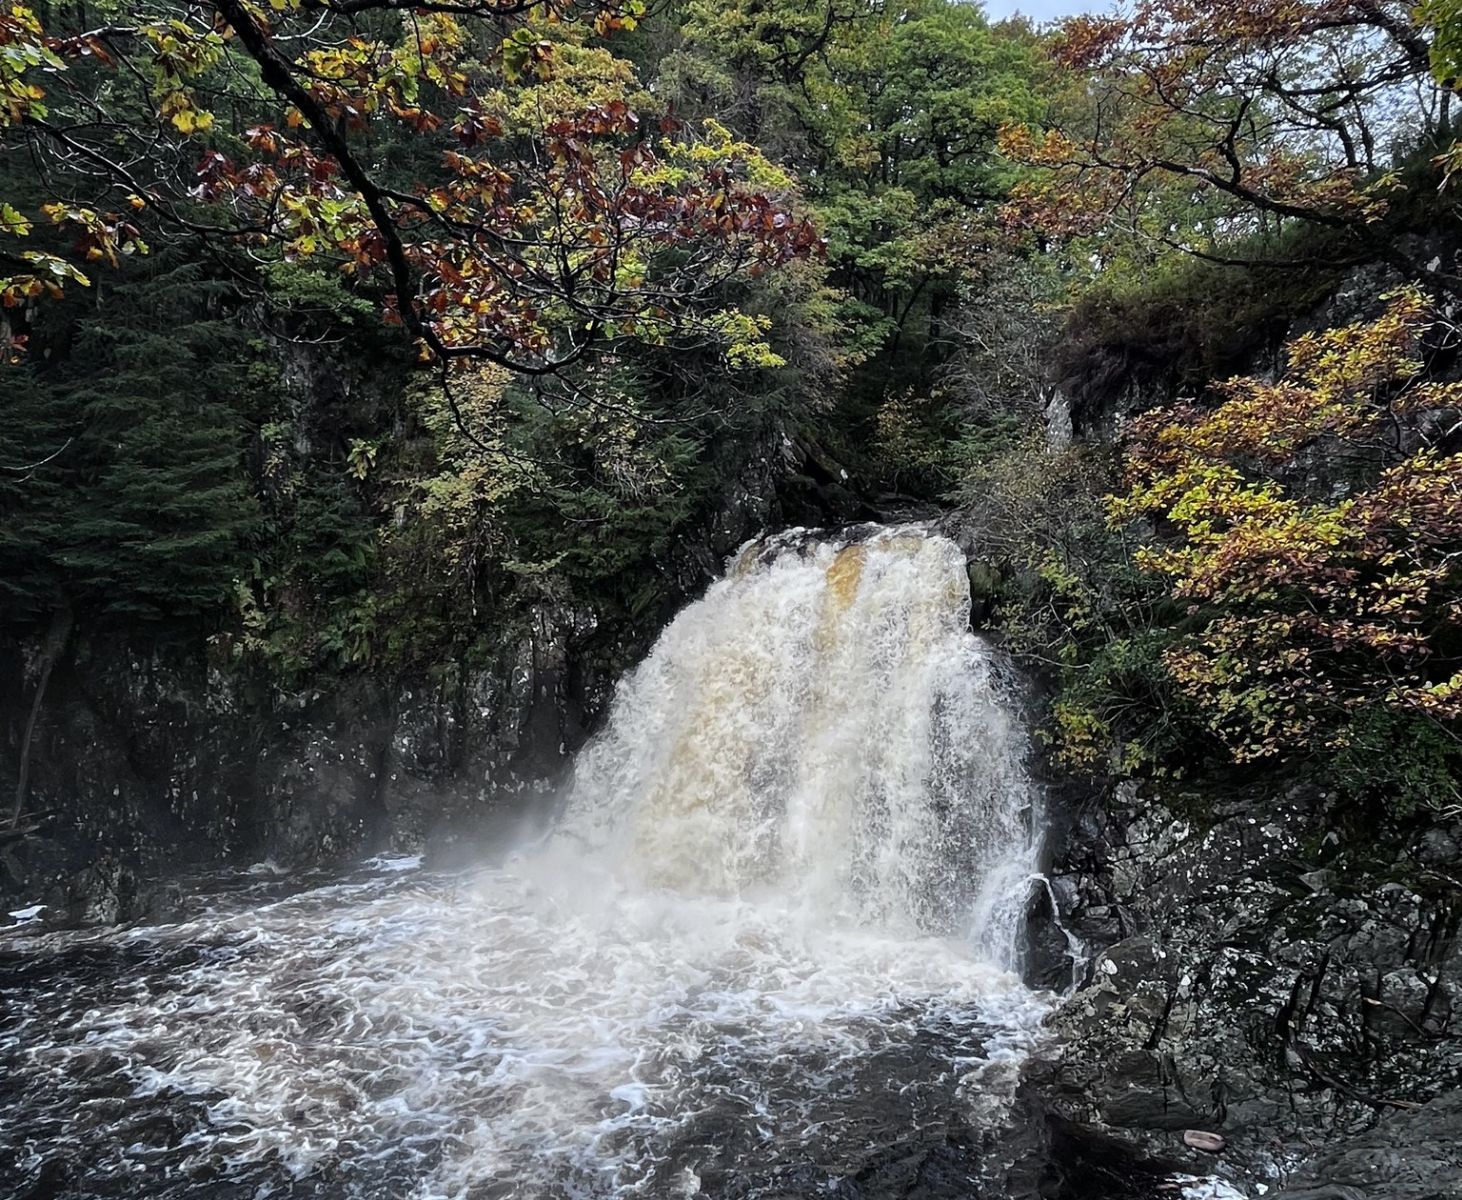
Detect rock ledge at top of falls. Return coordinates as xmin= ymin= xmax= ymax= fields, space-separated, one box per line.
xmin=1021 ymin=778 xmax=1462 ymax=1199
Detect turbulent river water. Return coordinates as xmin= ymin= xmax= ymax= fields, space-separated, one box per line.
xmin=2 ymin=528 xmax=1054 ymax=1200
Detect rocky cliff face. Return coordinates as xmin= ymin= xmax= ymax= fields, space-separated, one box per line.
xmin=1023 ymin=779 xmax=1462 ymax=1196
xmin=0 ymin=412 xmax=870 ymax=923
xmin=1045 ymin=250 xmax=1455 ymax=448
xmin=0 ymin=603 xmax=608 ymax=922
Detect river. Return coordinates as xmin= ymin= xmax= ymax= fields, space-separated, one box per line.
xmin=3 ymin=528 xmax=1055 ymax=1199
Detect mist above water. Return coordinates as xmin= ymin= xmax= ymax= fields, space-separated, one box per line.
xmin=2 ymin=527 xmax=1051 ymax=1200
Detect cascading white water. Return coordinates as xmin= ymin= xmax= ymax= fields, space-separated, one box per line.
xmin=0 ymin=526 xmax=1052 ymax=1200
xmin=558 ymin=526 xmax=1040 ymax=964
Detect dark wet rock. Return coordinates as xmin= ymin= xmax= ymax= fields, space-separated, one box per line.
xmin=0 ymin=607 xmax=615 ymax=922
xmin=1269 ymin=1089 xmax=1462 ymax=1200
xmin=998 ymin=1103 xmax=1183 ymax=1200
xmin=1417 ymin=828 xmax=1460 ymax=867
xmin=1026 ymin=778 xmax=1462 ymax=1196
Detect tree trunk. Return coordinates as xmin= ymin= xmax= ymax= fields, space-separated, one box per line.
xmin=10 ymin=602 xmax=73 ymax=829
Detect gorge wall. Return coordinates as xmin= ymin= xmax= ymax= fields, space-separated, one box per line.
xmin=0 ymin=335 xmax=872 ymax=923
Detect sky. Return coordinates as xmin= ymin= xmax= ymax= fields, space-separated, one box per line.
xmin=982 ymin=0 xmax=1099 ymax=23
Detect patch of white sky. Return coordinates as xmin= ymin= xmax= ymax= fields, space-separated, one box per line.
xmin=981 ymin=0 xmax=1108 ymax=25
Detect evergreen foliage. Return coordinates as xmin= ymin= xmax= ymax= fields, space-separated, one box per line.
xmin=0 ymin=255 xmax=263 ymax=625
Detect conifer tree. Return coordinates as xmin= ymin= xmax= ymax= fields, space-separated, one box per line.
xmin=0 ymin=254 xmax=262 ymax=625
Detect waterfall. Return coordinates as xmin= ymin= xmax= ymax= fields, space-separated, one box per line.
xmin=559 ymin=526 xmax=1041 ymax=968
xmin=1 ymin=525 xmax=1054 ymax=1200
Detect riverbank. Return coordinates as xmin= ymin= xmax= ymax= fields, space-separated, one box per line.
xmin=1024 ymin=777 xmax=1462 ymax=1198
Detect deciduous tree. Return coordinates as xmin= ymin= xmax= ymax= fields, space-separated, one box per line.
xmin=1000 ymin=0 xmax=1450 ymax=276
xmin=0 ymin=0 xmax=819 ymax=379
xmin=1111 ymin=287 xmax=1462 ymax=780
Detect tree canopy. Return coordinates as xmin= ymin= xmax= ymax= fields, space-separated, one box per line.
xmin=0 ymin=0 xmax=818 ymax=374
xmin=2 ymin=0 xmax=1461 ymax=812
xmin=1001 ymin=0 xmax=1455 ymax=281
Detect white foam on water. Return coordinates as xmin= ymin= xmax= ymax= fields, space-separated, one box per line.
xmin=1176 ymin=1174 xmax=1254 ymax=1199
xmin=3 ymin=527 xmax=1052 ymax=1198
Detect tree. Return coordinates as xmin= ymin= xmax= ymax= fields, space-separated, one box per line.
xmin=1110 ymin=287 xmax=1462 ymax=797
xmin=999 ymin=0 xmax=1451 ymax=277
xmin=0 ymin=257 xmax=263 ymax=622
xmin=0 ymin=0 xmax=819 ymax=385
xmin=662 ymin=0 xmax=1046 ymax=382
